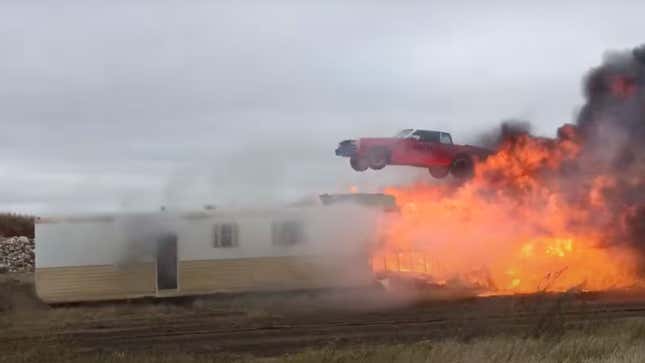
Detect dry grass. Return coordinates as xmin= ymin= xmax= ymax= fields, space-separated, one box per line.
xmin=277 ymin=323 xmax=645 ymax=363
xmin=1 ymin=319 xmax=645 ymax=363
xmin=3 ymin=274 xmax=645 ymax=362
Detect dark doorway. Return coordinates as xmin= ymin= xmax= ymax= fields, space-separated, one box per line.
xmin=156 ymin=233 xmax=178 ymax=290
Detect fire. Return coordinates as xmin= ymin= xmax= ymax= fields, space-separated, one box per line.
xmin=372 ymin=132 xmax=643 ymax=295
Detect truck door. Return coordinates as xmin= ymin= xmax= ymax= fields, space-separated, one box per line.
xmin=397 ymin=137 xmax=425 ymax=165
xmin=410 ymin=130 xmax=441 ymax=166
xmin=432 ymin=132 xmax=455 ymax=165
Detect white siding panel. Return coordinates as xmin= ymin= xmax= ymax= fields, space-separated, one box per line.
xmin=36 ymin=222 xmax=126 ymax=268
xmin=35 ymin=205 xmax=381 ymax=268
xmin=177 ymin=205 xmax=380 ymax=261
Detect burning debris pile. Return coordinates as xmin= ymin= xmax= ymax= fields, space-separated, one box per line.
xmin=0 ymin=237 xmax=35 ymax=273
xmin=373 ymin=45 xmax=645 ymax=295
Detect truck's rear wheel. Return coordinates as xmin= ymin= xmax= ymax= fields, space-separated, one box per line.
xmin=429 ymin=166 xmax=450 ymax=178
xmin=350 ymin=156 xmax=369 ymax=172
xmin=451 ymin=154 xmax=474 ymax=179
xmin=368 ymin=148 xmax=389 ymax=170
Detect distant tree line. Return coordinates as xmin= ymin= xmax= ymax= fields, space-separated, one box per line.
xmin=0 ymin=214 xmax=35 ymax=238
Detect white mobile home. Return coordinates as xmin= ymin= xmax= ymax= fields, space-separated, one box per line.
xmin=35 ymin=200 xmax=387 ymax=303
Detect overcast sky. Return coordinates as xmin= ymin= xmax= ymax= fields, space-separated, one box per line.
xmin=1 ymin=0 xmax=643 ymax=214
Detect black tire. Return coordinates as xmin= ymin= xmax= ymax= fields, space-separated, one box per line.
xmin=368 ymin=147 xmax=389 ymax=170
xmin=429 ymin=166 xmax=450 ymax=178
xmin=450 ymin=154 xmax=475 ymax=179
xmin=350 ymin=156 xmax=369 ymax=172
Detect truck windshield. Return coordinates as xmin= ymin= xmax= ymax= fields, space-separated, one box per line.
xmin=394 ymin=129 xmax=413 ymax=138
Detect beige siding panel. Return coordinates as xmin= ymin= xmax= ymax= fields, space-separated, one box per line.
xmin=179 ymin=256 xmax=373 ymax=294
xmin=36 ymin=263 xmax=155 ymax=303
xmin=179 ymin=259 xmax=254 ymax=292
xmin=36 ymin=257 xmax=374 ymax=303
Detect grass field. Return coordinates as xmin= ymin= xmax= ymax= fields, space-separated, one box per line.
xmin=4 ymin=320 xmax=645 ymax=363
xmin=2 ymin=273 xmax=645 ymax=362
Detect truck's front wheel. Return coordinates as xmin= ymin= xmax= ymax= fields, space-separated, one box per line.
xmin=368 ymin=148 xmax=389 ymax=170
xmin=350 ymin=156 xmax=369 ymax=172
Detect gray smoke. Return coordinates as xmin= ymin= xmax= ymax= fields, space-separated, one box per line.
xmin=554 ymin=45 xmax=645 ymax=267
xmin=577 ymin=45 xmax=645 ymax=167
xmin=475 ymin=119 xmax=533 ymax=149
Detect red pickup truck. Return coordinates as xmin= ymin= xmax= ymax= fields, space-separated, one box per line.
xmin=335 ymin=129 xmax=491 ymax=178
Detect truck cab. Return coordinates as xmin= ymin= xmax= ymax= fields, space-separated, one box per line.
xmin=395 ymin=129 xmax=453 ymax=145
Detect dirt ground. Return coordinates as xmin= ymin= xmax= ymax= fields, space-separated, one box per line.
xmin=3 ymin=273 xmax=645 ymax=361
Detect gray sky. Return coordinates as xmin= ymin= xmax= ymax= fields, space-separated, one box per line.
xmin=1 ymin=0 xmax=643 ymax=214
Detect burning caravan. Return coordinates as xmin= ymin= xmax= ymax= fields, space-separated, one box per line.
xmin=34 ymin=194 xmax=394 ymax=303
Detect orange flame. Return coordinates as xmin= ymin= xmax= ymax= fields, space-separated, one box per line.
xmin=373 ymin=133 xmax=642 ymax=295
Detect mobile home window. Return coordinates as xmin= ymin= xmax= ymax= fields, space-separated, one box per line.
xmin=272 ymin=221 xmax=305 ymax=246
xmin=213 ymin=223 xmax=239 ymax=248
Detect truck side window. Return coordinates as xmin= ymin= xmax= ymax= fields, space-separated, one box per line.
xmin=413 ymin=130 xmax=440 ymax=143
xmin=440 ymin=133 xmax=453 ymax=144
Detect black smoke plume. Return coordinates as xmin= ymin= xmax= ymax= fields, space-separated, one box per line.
xmin=575 ymin=45 xmax=645 ymax=266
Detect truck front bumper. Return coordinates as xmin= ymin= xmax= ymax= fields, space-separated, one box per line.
xmin=335 ymin=140 xmax=357 ymax=157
